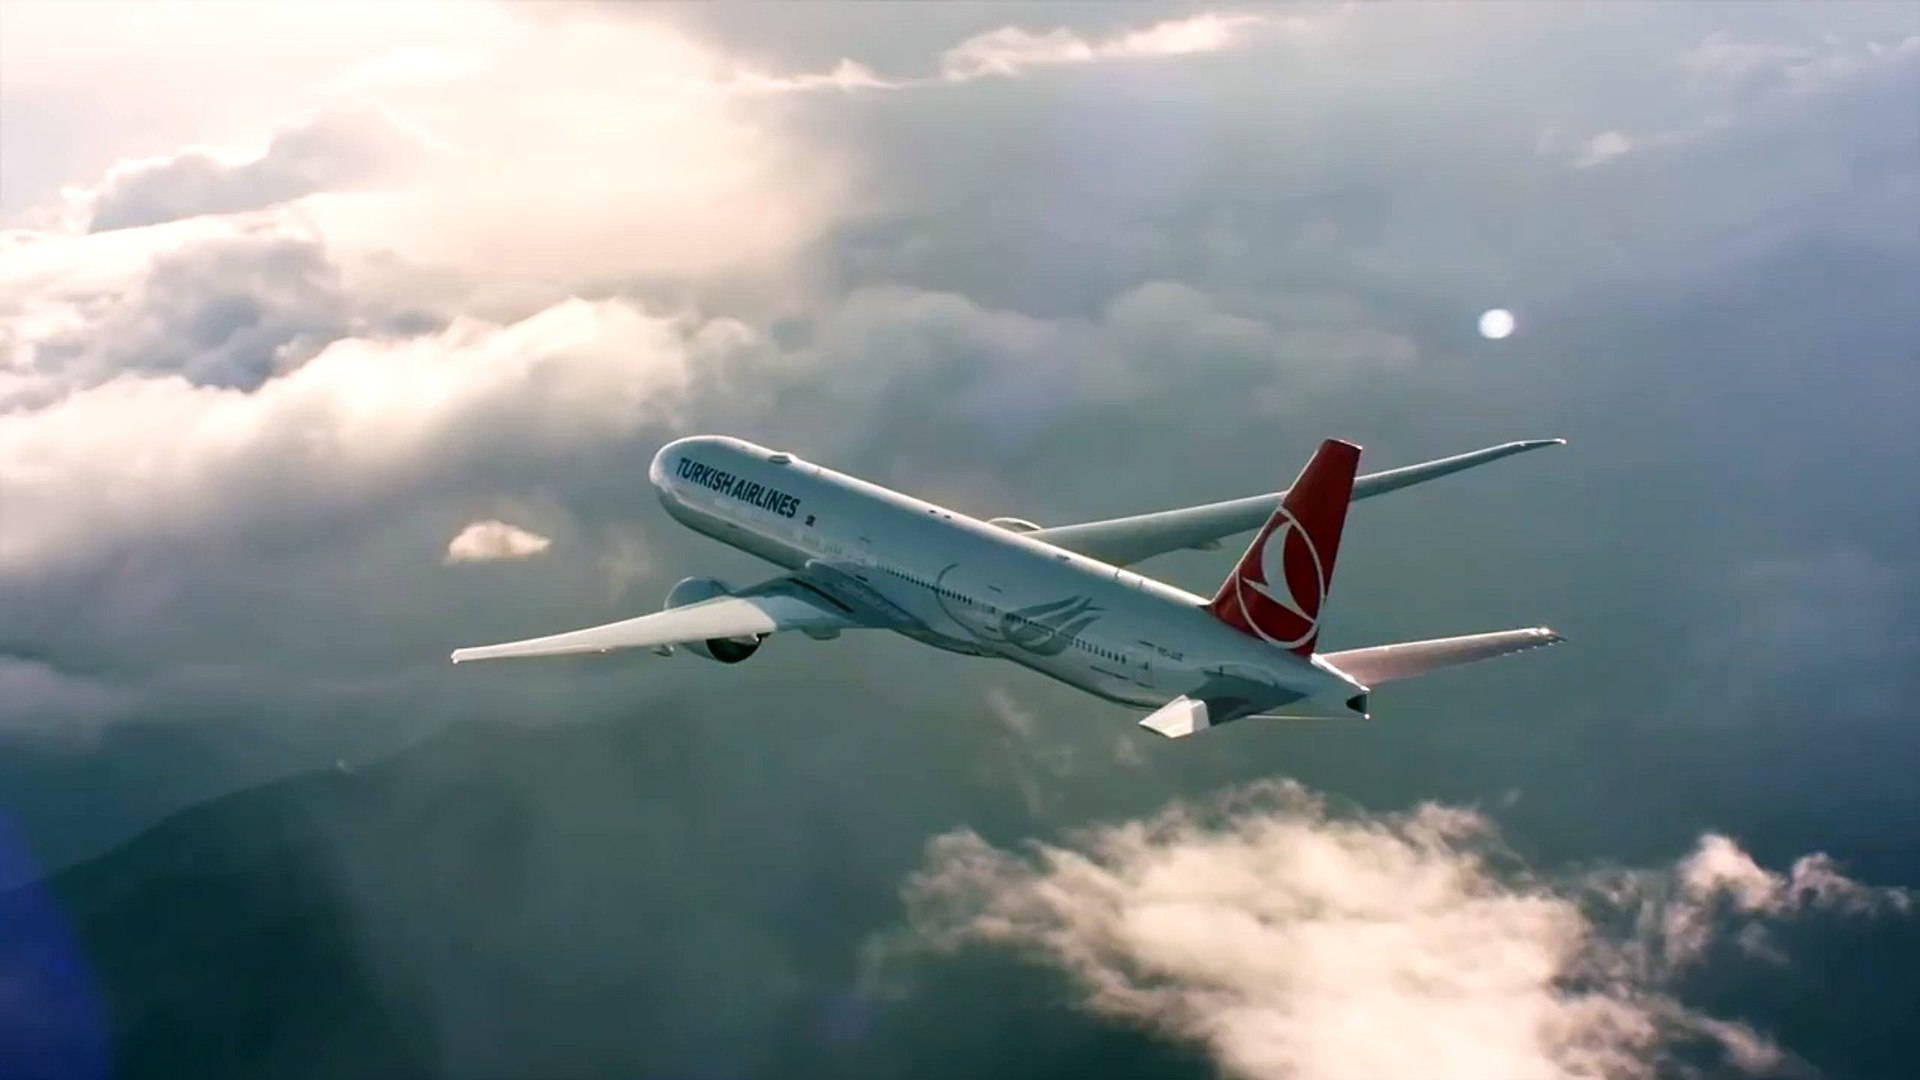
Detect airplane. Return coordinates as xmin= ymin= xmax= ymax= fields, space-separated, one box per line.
xmin=451 ymin=435 xmax=1566 ymax=737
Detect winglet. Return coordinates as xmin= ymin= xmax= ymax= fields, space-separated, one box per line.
xmin=1207 ymin=439 xmax=1360 ymax=656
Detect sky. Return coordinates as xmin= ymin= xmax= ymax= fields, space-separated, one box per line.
xmin=2 ymin=2 xmax=1918 ymax=1077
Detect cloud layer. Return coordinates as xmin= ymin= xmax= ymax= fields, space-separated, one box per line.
xmin=1 ymin=293 xmax=699 ymax=574
xmin=85 ymin=109 xmax=417 ymax=233
xmin=906 ymin=780 xmax=1914 ymax=1080
xmin=937 ymin=13 xmax=1267 ymax=81
xmin=0 ymin=9 xmax=1915 ymax=1030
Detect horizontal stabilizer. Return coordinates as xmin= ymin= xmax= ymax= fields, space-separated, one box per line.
xmin=1027 ymin=439 xmax=1565 ymax=567
xmin=1322 ymin=627 xmax=1563 ymax=686
xmin=1344 ymin=440 xmax=1565 ymax=501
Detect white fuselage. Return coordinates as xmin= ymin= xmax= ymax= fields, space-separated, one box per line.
xmin=648 ymin=436 xmax=1360 ymax=709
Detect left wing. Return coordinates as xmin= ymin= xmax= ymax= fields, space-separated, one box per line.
xmin=1025 ymin=438 xmax=1564 ymax=567
xmin=450 ymin=577 xmax=862 ymax=663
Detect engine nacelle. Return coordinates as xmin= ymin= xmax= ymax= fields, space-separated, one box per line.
xmin=987 ymin=516 xmax=1043 ymax=533
xmin=665 ymin=575 xmax=731 ymax=609
xmin=663 ymin=576 xmax=762 ymax=663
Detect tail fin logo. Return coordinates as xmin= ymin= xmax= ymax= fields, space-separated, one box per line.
xmin=1206 ymin=438 xmax=1358 ymax=655
xmin=1232 ymin=508 xmax=1325 ymax=649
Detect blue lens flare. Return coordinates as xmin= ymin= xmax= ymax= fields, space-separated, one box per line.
xmin=0 ymin=817 xmax=109 ymax=1080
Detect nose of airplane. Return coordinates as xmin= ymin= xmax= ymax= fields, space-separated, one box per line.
xmin=648 ymin=434 xmax=758 ymax=494
xmin=649 ymin=435 xmax=718 ymax=494
xmin=646 ymin=439 xmax=682 ymax=492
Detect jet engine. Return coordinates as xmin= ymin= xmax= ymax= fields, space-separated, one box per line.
xmin=664 ymin=576 xmax=763 ymax=663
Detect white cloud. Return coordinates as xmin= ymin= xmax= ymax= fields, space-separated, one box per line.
xmin=1678 ymin=33 xmax=1817 ymax=83
xmin=1664 ymin=833 xmax=1912 ymax=967
xmin=0 ymin=10 xmax=838 ymax=589
xmin=291 ymin=25 xmax=845 ymax=288
xmin=939 ymin=12 xmax=1266 ymax=81
xmin=905 ymin=780 xmax=1913 ymax=1080
xmin=1679 ymin=30 xmax=1920 ymax=97
xmin=7 ymin=7 xmax=849 ymax=289
xmin=1778 ymin=32 xmax=1920 ymax=94
xmin=83 ymin=108 xmax=422 ymax=232
xmin=321 ymin=44 xmax=486 ymax=95
xmin=0 ymin=1 xmax=501 ymax=218
xmin=681 ymin=11 xmax=1296 ymax=100
xmin=940 ymin=27 xmax=1098 ymax=80
xmin=1574 ymin=130 xmax=1634 ymax=168
xmin=444 ymin=520 xmax=552 ymax=564
xmin=1562 ymin=28 xmax=1920 ymax=173
xmin=699 ymin=12 xmax=1281 ymax=95
xmin=728 ymin=58 xmax=896 ymax=95
xmin=0 ymin=295 xmax=710 ymax=574
xmin=0 ymin=218 xmax=378 ymax=403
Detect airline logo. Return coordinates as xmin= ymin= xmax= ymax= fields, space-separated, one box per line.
xmin=677 ymin=457 xmax=802 ymax=519
xmin=923 ymin=561 xmax=1103 ymax=658
xmin=1229 ymin=508 xmax=1324 ymax=649
xmin=992 ymin=596 xmax=1103 ymax=657
xmin=1206 ymin=439 xmax=1358 ymax=657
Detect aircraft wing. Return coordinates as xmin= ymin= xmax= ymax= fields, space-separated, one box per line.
xmin=1322 ymin=627 xmax=1564 ymax=686
xmin=1025 ymin=439 xmax=1564 ymax=567
xmin=450 ymin=577 xmax=862 ymax=663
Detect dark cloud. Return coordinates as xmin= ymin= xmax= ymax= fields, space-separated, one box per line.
xmin=7 ymin=222 xmax=456 ymax=402
xmin=756 ymin=7 xmax=1919 ymax=320
xmin=50 ymin=232 xmax=351 ymax=389
xmin=0 ymin=658 xmax=129 ymax=747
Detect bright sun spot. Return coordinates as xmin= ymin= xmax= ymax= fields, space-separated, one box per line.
xmin=1479 ymin=308 xmax=1516 ymax=340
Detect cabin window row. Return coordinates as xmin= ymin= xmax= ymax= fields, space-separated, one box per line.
xmin=884 ymin=566 xmax=995 ymax=614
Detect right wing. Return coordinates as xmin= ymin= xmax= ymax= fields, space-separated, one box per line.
xmin=1026 ymin=439 xmax=1564 ymax=567
xmin=450 ymin=577 xmax=863 ymax=663
xmin=1321 ymin=627 xmax=1564 ymax=686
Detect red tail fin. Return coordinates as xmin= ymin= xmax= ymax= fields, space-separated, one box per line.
xmin=1207 ymin=439 xmax=1360 ymax=656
